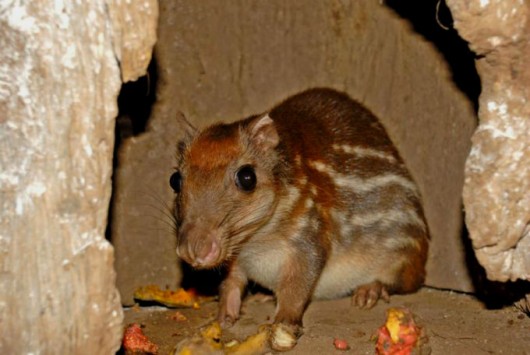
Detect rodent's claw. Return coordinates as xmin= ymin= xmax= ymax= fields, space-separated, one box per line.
xmin=352 ymin=281 xmax=390 ymax=309
xmin=218 ymin=314 xmax=237 ymax=329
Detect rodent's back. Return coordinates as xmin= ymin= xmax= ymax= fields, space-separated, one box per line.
xmin=266 ymin=88 xmax=429 ymax=296
xmin=270 ymin=89 xmax=396 ymax=158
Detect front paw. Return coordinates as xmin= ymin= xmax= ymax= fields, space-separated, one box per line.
xmin=269 ymin=323 xmax=303 ymax=352
xmin=218 ymin=281 xmax=243 ymax=329
xmin=217 ymin=313 xmax=238 ymax=329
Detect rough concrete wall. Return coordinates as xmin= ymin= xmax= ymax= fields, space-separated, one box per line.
xmin=0 ymin=1 xmax=157 ymax=353
xmin=113 ymin=0 xmax=477 ymax=301
xmin=447 ymin=0 xmax=530 ymax=282
xmin=113 ymin=112 xmax=183 ymax=305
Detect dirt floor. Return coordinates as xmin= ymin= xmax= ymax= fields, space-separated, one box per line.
xmin=122 ymin=287 xmax=530 ymax=354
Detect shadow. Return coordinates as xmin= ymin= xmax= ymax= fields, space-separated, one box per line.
xmin=385 ymin=0 xmax=481 ymax=113
xmin=117 ymin=57 xmax=158 ymax=137
xmin=179 ymin=261 xmax=273 ymax=298
xmin=179 ymin=261 xmax=226 ymax=297
xmin=105 ymin=57 xmax=158 ymax=241
xmin=462 ymin=225 xmax=530 ymax=310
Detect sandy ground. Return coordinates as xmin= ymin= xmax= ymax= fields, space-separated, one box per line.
xmin=122 ymin=287 xmax=529 ymax=354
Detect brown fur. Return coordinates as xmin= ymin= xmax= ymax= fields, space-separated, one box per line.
xmin=173 ymin=88 xmax=429 ymax=345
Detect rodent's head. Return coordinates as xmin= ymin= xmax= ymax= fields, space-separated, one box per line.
xmin=171 ymin=113 xmax=282 ymax=269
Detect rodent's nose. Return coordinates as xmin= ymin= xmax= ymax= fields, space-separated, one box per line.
xmin=176 ymin=223 xmax=222 ymax=269
xmin=195 ymin=239 xmax=220 ymax=267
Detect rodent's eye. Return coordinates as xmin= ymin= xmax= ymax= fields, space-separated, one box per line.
xmin=235 ymin=165 xmax=257 ymax=192
xmin=169 ymin=171 xmax=182 ymax=193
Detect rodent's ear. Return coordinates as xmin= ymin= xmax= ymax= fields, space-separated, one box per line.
xmin=175 ymin=111 xmax=197 ymax=139
xmin=248 ymin=113 xmax=279 ymax=151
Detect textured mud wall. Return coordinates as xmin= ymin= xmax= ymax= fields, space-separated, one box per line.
xmin=448 ymin=0 xmax=530 ymax=282
xmin=113 ymin=0 xmax=478 ymax=304
xmin=0 ymin=1 xmax=157 ymax=353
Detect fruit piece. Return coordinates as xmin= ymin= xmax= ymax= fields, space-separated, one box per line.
xmin=173 ymin=322 xmax=224 ymax=355
xmin=134 ymin=285 xmax=211 ymax=308
xmin=173 ymin=322 xmax=270 ymax=355
xmin=225 ymin=325 xmax=270 ymax=354
xmin=374 ymin=308 xmax=425 ymax=355
xmin=200 ymin=321 xmax=223 ymax=347
xmin=333 ymin=338 xmax=350 ymax=350
xmin=122 ymin=323 xmax=159 ymax=354
xmin=168 ymin=311 xmax=188 ymax=322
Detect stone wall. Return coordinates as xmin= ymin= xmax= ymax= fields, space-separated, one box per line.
xmin=0 ymin=1 xmax=157 ymax=353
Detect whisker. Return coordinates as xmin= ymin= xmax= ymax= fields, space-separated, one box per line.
xmin=138 ymin=185 xmax=175 ymax=208
xmin=137 ymin=190 xmax=177 ymax=222
xmin=138 ymin=201 xmax=176 ymax=223
xmin=112 ymin=184 xmax=183 ymax=243
xmin=135 ymin=206 xmax=178 ymax=231
xmin=217 ymin=210 xmax=231 ymax=229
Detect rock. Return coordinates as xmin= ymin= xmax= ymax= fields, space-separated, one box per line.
xmin=448 ymin=0 xmax=530 ymax=281
xmin=0 ymin=1 xmax=157 ymax=353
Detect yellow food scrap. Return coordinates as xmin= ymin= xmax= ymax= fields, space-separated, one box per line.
xmin=173 ymin=322 xmax=223 ymax=355
xmin=225 ymin=326 xmax=270 ymax=355
xmin=173 ymin=322 xmax=270 ymax=355
xmin=134 ymin=285 xmax=203 ymax=308
xmin=168 ymin=311 xmax=188 ymax=322
xmin=201 ymin=321 xmax=223 ymax=347
xmin=375 ymin=307 xmax=427 ymax=355
xmin=385 ymin=308 xmax=404 ymax=343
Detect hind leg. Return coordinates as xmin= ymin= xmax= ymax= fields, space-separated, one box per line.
xmin=351 ymin=231 xmax=428 ymax=309
xmin=352 ymin=280 xmax=390 ymax=309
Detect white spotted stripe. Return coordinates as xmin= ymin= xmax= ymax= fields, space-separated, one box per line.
xmin=349 ymin=209 xmax=425 ymax=231
xmin=308 ymin=160 xmax=418 ymax=195
xmin=332 ymin=144 xmax=397 ymax=164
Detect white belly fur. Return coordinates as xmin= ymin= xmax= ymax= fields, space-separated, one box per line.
xmin=238 ymin=239 xmax=375 ymax=300
xmin=238 ymin=239 xmax=290 ymax=292
xmin=312 ymin=250 xmax=375 ymax=299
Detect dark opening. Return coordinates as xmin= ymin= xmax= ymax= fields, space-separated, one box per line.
xmin=462 ymin=226 xmax=530 ymax=310
xmin=116 ymin=57 xmax=158 ymax=139
xmin=385 ymin=0 xmax=481 ymax=112
xmin=105 ymin=56 xmax=158 ymax=241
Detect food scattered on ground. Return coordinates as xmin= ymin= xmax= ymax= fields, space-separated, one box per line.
xmin=168 ymin=311 xmax=188 ymax=322
xmin=374 ymin=307 xmax=428 ymax=355
xmin=134 ymin=285 xmax=213 ymax=308
xmin=201 ymin=321 xmax=223 ymax=348
xmin=122 ymin=323 xmax=159 ymax=354
xmin=173 ymin=322 xmax=270 ymax=355
xmin=224 ymin=325 xmax=270 ymax=354
xmin=333 ymin=338 xmax=350 ymax=350
xmin=172 ymin=322 xmax=223 ymax=355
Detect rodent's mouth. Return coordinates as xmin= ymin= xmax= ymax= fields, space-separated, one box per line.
xmin=190 ymin=259 xmax=224 ymax=270
xmin=192 ymin=252 xmax=223 ymax=270
xmin=178 ymin=238 xmax=225 ymax=270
